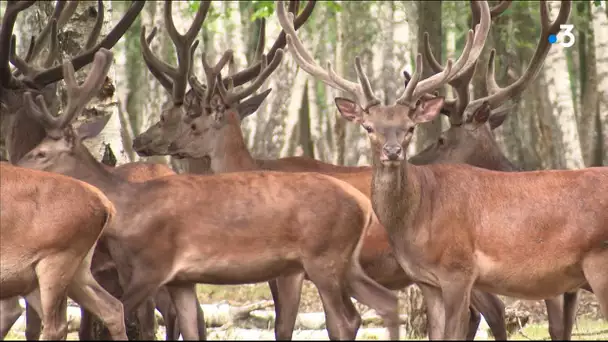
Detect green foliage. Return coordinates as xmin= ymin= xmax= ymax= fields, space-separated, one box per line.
xmin=593 ymin=0 xmax=602 ymax=7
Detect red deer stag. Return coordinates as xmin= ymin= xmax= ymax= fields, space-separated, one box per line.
xmin=281 ymin=0 xmax=608 ymax=339
xmin=406 ymin=1 xmax=591 ymax=339
xmin=0 ymin=162 xmax=128 ymax=340
xmin=17 ymin=47 xmax=400 ymax=341
xmin=137 ymin=1 xmax=511 ymax=340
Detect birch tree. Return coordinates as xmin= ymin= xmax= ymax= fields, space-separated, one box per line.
xmin=542 ymin=1 xmax=585 ymax=169
xmin=592 ymin=0 xmax=608 ymax=165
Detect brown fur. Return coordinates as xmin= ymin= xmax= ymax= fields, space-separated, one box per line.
xmin=0 ymin=162 xmax=127 ymax=340
xmin=143 ymin=91 xmax=508 ymax=339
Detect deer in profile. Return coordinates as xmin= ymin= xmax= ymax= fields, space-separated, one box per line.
xmin=17 ymin=41 xmax=408 ymax=341
xmin=1 ymin=161 xmax=128 ymax=340
xmin=136 ymin=1 xmax=511 ymax=340
xmin=281 ymin=0 xmax=608 ymax=339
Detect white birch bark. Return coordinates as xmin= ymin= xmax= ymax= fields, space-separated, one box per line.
xmin=58 ymin=1 xmax=126 ymax=164
xmin=279 ymin=69 xmax=307 ymax=157
xmin=593 ymin=1 xmax=608 ymax=164
xmin=542 ymin=1 xmax=585 ymax=169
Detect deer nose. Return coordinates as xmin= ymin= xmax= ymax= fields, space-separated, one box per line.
xmin=383 ymin=144 xmax=402 ymax=161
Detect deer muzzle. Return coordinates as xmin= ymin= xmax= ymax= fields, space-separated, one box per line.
xmin=382 ymin=144 xmax=403 ymax=162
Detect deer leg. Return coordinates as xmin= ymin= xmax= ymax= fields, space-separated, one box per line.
xmin=545 ymin=295 xmax=566 ymax=340
xmin=195 ymin=296 xmax=206 ymax=340
xmin=154 ymin=287 xmax=180 ymax=340
xmin=35 ymin=256 xmax=74 ymax=340
xmin=304 ymin=260 xmax=361 ymax=340
xmin=23 ymin=290 xmax=42 ymax=341
xmin=67 ymin=249 xmax=128 ymax=341
xmin=0 ymin=297 xmax=24 ymax=339
xmin=466 ymin=306 xmax=481 ymax=340
xmin=134 ymin=298 xmax=156 ymax=340
xmin=582 ymin=250 xmax=608 ymax=320
xmin=562 ymin=290 xmax=580 ymax=340
xmin=346 ymin=261 xmax=400 ymax=340
xmin=441 ymin=275 xmax=474 ymax=340
xmin=418 ymin=283 xmax=445 ymax=340
xmin=469 ymin=289 xmax=507 ymax=340
xmin=166 ymin=284 xmax=200 ymax=340
xmin=271 ymin=273 xmax=305 ymax=340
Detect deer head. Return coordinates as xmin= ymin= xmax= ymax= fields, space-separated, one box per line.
xmin=17 ymin=49 xmax=113 ymax=174
xmin=0 ymin=1 xmax=144 ymax=163
xmin=409 ymin=0 xmax=569 ymax=170
xmin=131 ymin=0 xmax=211 ymax=156
xmin=134 ymin=0 xmax=316 ymax=157
xmin=277 ymin=0 xmax=492 ymax=165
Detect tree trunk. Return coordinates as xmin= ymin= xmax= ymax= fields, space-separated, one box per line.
xmin=414 ymin=0 xmax=443 ymax=153
xmin=576 ymin=2 xmax=600 ymax=167
xmin=592 ymin=0 xmax=608 ymax=165
xmin=544 ymin=1 xmax=585 ymax=169
xmin=333 ymin=4 xmax=346 ymax=165
xmin=401 ymin=285 xmax=427 ymax=338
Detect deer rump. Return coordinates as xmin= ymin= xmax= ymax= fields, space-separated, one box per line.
xmin=115 ymin=171 xmax=372 ymax=287
xmin=385 ymin=164 xmax=608 ymax=299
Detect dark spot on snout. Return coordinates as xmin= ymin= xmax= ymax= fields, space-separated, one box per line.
xmin=382 ymin=144 xmax=403 ymax=161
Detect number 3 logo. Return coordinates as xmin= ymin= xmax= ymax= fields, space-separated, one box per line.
xmin=558 ymin=24 xmax=575 ymax=48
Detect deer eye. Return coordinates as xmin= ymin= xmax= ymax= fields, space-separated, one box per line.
xmin=362 ymin=124 xmax=374 ymax=133
xmin=190 ymin=123 xmax=197 ymax=131
xmin=160 ymin=116 xmax=165 ymax=123
xmin=438 ymin=137 xmax=445 ymax=145
xmin=407 ymin=127 xmax=415 ymax=134
xmin=35 ymin=151 xmax=46 ymax=159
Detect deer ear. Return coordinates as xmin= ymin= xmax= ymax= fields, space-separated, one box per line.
xmin=77 ymin=115 xmax=111 ymax=140
xmin=466 ymin=101 xmax=491 ymax=125
xmin=335 ymin=97 xmax=363 ymax=123
xmin=412 ymin=97 xmax=444 ymax=124
xmin=237 ymin=88 xmax=272 ymax=120
xmin=489 ymin=109 xmax=509 ymax=130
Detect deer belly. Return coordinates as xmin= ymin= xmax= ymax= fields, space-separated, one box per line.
xmin=172 ymin=250 xmax=302 ymax=285
xmin=474 ymin=250 xmax=585 ymax=299
xmin=0 ymin=262 xmax=37 ymax=299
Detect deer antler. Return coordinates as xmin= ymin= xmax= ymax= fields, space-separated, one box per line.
xmin=226 ymin=0 xmax=315 ymax=89
xmin=188 ymin=13 xmax=285 ymax=108
xmin=422 ymin=0 xmax=510 ymax=124
xmin=458 ymin=0 xmax=571 ymax=122
xmin=23 ymin=48 xmax=114 ymax=135
xmin=4 ymin=1 xmax=143 ymax=89
xmin=278 ymin=0 xmax=489 ymax=110
xmin=140 ymin=0 xmax=210 ymax=105
xmin=0 ymin=0 xmax=36 ymax=87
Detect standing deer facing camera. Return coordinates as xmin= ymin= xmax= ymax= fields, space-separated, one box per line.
xmin=281 ymin=0 xmax=608 ymax=339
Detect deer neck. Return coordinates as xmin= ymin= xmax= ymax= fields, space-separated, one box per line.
xmin=185 ymin=157 xmax=212 ymax=175
xmin=2 ymin=112 xmax=47 ymax=164
xmin=209 ymin=115 xmax=257 ymax=173
xmin=70 ymin=144 xmax=129 ymax=196
xmin=370 ymin=150 xmax=422 ymax=239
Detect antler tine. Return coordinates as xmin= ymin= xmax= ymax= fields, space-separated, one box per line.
xmin=32 ymin=1 xmax=145 ymax=87
xmin=228 ymin=0 xmax=315 ymax=89
xmin=217 ymin=50 xmax=285 ymax=105
xmin=397 ymin=0 xmax=491 ymax=107
xmin=23 ymin=92 xmax=62 ymax=130
xmin=11 ymin=16 xmax=62 ymax=77
xmin=490 ymin=0 xmax=512 ymax=19
xmin=163 ymin=0 xmax=210 ymax=102
xmin=278 ymin=1 xmax=380 ymax=109
xmin=0 ymin=0 xmax=36 ymax=86
xmin=468 ymin=0 xmax=571 ymax=112
xmin=25 ymin=1 xmax=77 ymax=65
xmin=196 ymin=50 xmax=234 ymax=104
xmin=58 ymin=48 xmax=114 ymax=128
xmin=22 ymin=48 xmax=113 ymax=132
xmin=141 ymin=1 xmax=209 ymax=104
xmin=140 ymin=27 xmax=173 ymax=94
